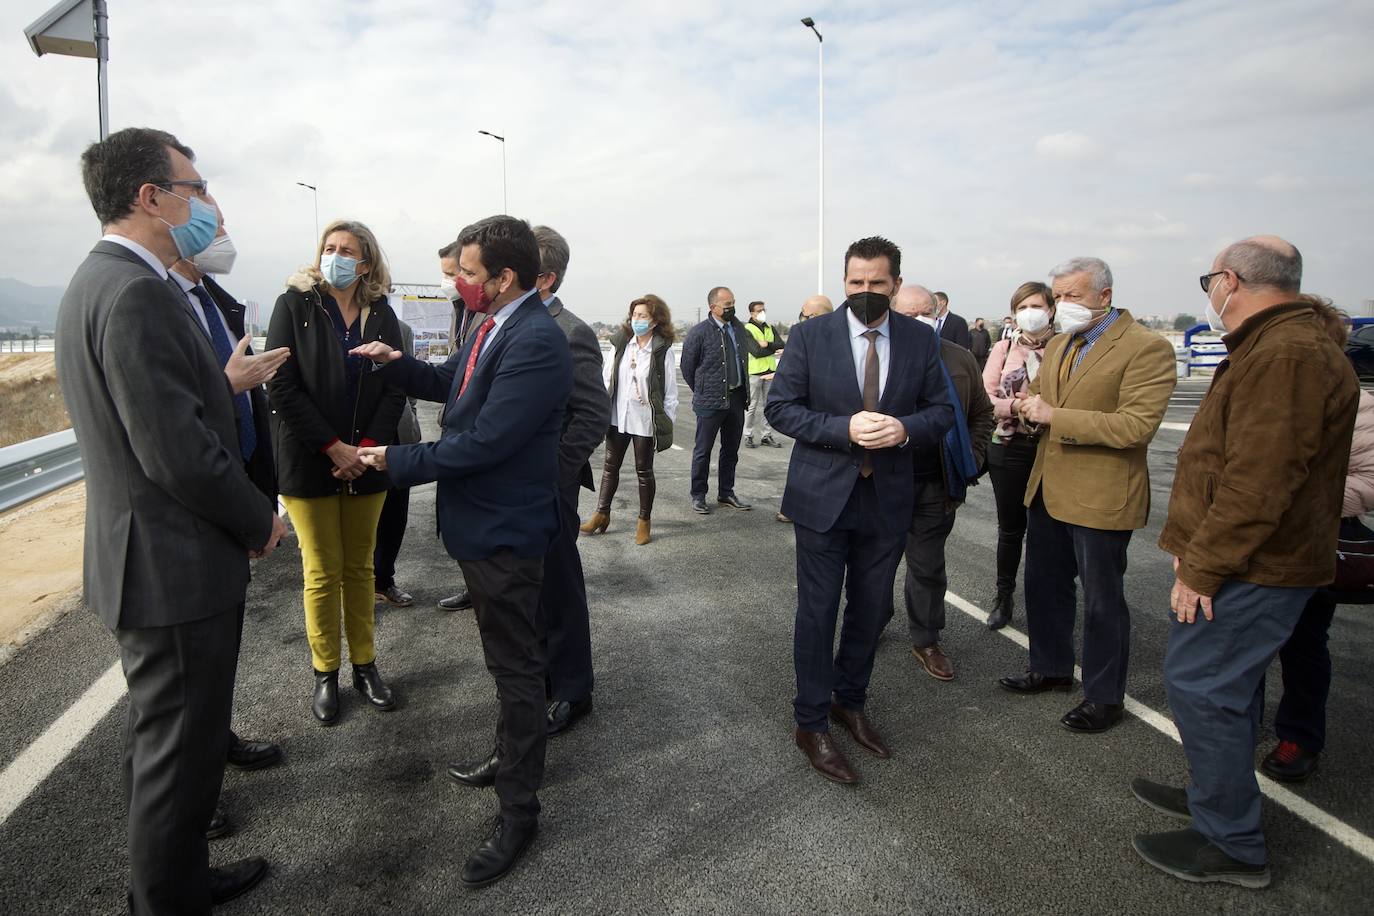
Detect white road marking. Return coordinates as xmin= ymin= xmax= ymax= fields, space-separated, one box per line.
xmin=1158 ymin=422 xmax=1191 ymax=432
xmin=670 ymin=444 xmax=684 ymax=451
xmin=0 ymin=660 xmax=125 ymax=826
xmin=943 ymin=589 xmax=1374 ymax=866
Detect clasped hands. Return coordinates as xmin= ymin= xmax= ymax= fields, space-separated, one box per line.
xmin=848 ymin=411 xmax=908 ymax=450
xmin=1015 ymin=393 xmax=1054 ymax=426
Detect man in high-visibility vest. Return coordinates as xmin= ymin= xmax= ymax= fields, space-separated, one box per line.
xmin=743 ymin=300 xmax=785 ymax=448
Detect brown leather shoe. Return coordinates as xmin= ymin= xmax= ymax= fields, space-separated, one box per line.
xmin=635 ymin=518 xmax=651 ymax=545
xmin=828 ymin=704 xmax=891 ymax=759
xmin=911 ymin=643 xmax=955 ymax=681
xmin=794 ymin=728 xmax=858 ymax=784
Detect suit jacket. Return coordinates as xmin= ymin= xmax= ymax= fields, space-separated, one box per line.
xmin=765 ymin=307 xmax=955 ymax=534
xmin=382 ymin=293 xmax=573 ymax=560
xmin=1025 ymin=309 xmax=1176 ymax=530
xmin=546 ymin=296 xmax=611 ymax=490
xmin=202 ymin=275 xmax=276 ymax=500
xmin=55 ymin=241 xmax=275 ymax=630
xmin=395 ymin=321 xmax=422 ymax=445
xmin=939 ymin=310 xmax=972 ymax=349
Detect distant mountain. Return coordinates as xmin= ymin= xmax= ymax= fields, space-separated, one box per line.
xmin=0 ymin=278 xmax=66 ymax=331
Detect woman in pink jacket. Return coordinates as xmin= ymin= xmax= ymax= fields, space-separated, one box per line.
xmin=1261 ymin=303 xmax=1374 ymax=782
xmin=982 ymin=281 xmax=1058 ymax=630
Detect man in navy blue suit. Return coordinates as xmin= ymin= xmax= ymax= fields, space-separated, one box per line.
xmin=765 ymin=236 xmax=954 ymax=784
xmin=354 ymin=215 xmax=572 ymax=888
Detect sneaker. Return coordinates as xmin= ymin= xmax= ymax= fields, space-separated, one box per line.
xmin=1132 ymin=828 xmax=1270 ymax=889
xmin=1260 ymin=740 xmax=1320 ymax=783
xmin=744 ymin=436 xmax=756 ymax=449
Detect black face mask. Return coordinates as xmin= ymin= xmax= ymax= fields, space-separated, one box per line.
xmin=797 ymin=311 xmax=807 ymax=323
xmin=846 ymin=292 xmax=890 ymax=325
xmin=720 ymin=307 xmax=736 ymax=322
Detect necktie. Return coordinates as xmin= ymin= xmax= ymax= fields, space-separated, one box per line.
xmin=190 ymin=285 xmax=255 ymax=462
xmin=1059 ymin=335 xmax=1085 ymax=390
xmin=722 ymin=324 xmax=741 ymax=390
xmin=458 ymin=316 xmax=497 ymax=400
xmin=860 ymin=329 xmax=880 ymax=478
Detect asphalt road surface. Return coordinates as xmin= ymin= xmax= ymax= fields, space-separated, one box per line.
xmin=2 ymin=375 xmax=1372 ymax=914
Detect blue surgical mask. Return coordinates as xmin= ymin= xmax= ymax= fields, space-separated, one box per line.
xmin=631 ymin=318 xmax=652 ymax=336
xmin=158 ymin=190 xmax=218 ymax=259
xmin=320 ymin=252 xmax=364 ymax=290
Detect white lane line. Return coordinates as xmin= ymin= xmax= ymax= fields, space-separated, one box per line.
xmin=0 ymin=660 xmax=125 ymax=826
xmin=1158 ymin=422 xmax=1191 ymax=432
xmin=670 ymin=444 xmax=684 ymax=451
xmin=944 ymin=589 xmax=1374 ymax=866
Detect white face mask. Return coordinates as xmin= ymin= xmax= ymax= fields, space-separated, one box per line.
xmin=1056 ymin=301 xmax=1095 ymax=334
xmin=190 ymin=234 xmax=237 ymax=275
xmin=915 ymin=315 xmax=939 ymax=330
xmin=755 ymin=311 xmax=768 ymax=324
xmin=1015 ymin=308 xmax=1050 ymax=334
xmin=439 ymin=276 xmax=460 ymax=301
xmin=1206 ymin=281 xmax=1234 ymax=333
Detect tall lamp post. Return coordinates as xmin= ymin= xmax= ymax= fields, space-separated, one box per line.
xmin=477 ymin=130 xmax=508 ymax=214
xmin=801 ymin=17 xmax=823 ymax=295
xmin=24 ymin=0 xmax=110 ymax=141
xmin=295 ymin=181 xmax=319 ymax=242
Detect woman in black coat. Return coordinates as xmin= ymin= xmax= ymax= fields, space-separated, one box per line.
xmin=267 ymin=219 xmax=405 ymax=725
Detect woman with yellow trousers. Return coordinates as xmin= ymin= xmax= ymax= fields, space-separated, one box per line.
xmin=267 ymin=219 xmax=406 ymax=724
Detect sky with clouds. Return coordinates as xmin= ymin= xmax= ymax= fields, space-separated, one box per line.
xmin=2 ymin=0 xmax=1371 ymax=324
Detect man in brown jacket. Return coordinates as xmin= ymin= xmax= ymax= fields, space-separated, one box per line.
xmin=1130 ymin=237 xmax=1358 ymax=889
xmin=997 ymin=257 xmax=1176 ymax=734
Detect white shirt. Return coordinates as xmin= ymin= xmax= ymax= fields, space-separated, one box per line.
xmin=169 ymin=269 xmax=234 ymax=341
xmin=846 ymin=308 xmax=891 ymax=400
xmin=474 ymin=288 xmax=538 ymax=363
xmin=101 ymin=233 xmax=167 ymax=279
xmin=603 ymin=336 xmax=679 ymax=437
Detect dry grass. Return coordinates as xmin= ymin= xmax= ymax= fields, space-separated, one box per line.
xmin=0 ymin=354 xmax=70 ymax=447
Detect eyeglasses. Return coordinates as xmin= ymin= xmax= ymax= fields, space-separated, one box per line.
xmin=159 ymin=179 xmax=210 ymax=197
xmin=1199 ymin=269 xmax=1243 ymax=293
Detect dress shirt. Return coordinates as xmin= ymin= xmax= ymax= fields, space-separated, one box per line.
xmin=603 ymin=336 xmax=679 ymax=437
xmin=1068 ymin=307 xmax=1122 ymax=371
xmin=474 ymin=288 xmax=538 ymax=363
xmin=169 ymin=269 xmax=235 ymax=342
xmin=846 ymin=308 xmax=891 ymax=400
xmin=101 ymin=233 xmax=168 ymax=279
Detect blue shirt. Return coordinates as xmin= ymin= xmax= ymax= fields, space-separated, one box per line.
xmin=1070 ymin=307 xmax=1121 ymax=370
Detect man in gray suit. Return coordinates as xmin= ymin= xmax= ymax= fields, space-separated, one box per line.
xmin=55 ymin=127 xmax=285 ymax=914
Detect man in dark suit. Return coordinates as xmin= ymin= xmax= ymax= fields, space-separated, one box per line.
xmin=680 ymin=286 xmax=753 ymax=514
xmin=532 ymin=225 xmax=611 ymax=736
xmin=56 ymin=127 xmax=284 ymax=913
xmin=933 ymin=291 xmax=972 ymax=349
xmin=354 ymin=215 xmax=572 ymax=888
xmin=766 ymin=236 xmax=954 ymax=784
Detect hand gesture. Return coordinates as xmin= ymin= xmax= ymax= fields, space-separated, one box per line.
xmin=358 ymin=446 xmax=389 ymax=471
xmin=225 ymin=335 xmax=290 ymax=394
xmin=349 ymin=341 xmax=403 ymax=364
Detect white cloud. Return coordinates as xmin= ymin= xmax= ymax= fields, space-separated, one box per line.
xmin=1033 ymin=131 xmax=1104 ymax=162
xmin=1256 ymin=173 xmax=1310 ymax=192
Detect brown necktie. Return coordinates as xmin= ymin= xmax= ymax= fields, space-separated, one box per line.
xmin=1058 ymin=335 xmax=1085 ymax=390
xmin=860 ymin=329 xmax=879 ymax=477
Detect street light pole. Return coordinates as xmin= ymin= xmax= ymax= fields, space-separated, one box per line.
xmin=478 ymin=130 xmax=507 ymax=214
xmin=93 ymin=0 xmax=108 ymax=140
xmin=802 ymin=17 xmax=824 ymax=295
xmin=24 ymin=0 xmax=112 ymax=142
xmin=295 ymin=182 xmax=318 ymax=241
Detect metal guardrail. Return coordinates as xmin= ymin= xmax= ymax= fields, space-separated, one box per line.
xmin=0 ymin=429 xmax=83 ymax=513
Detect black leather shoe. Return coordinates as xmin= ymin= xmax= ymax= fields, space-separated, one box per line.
xmin=1061 ymin=700 xmax=1125 ymax=733
xmin=717 ymin=493 xmax=752 ymax=510
xmin=546 ymin=696 xmax=593 ymax=737
xmin=997 ymin=671 xmax=1073 ymax=694
xmin=1131 ymin=778 xmax=1191 ymax=820
xmin=227 ymin=732 xmax=282 ymax=771
xmin=448 ymin=748 xmax=500 ymax=788
xmin=691 ymin=496 xmax=713 ymax=514
xmin=439 ymin=589 xmax=473 ymax=611
xmin=761 ymin=434 xmax=782 ymax=448
xmin=987 ymin=590 xmax=1013 ymax=630
xmin=461 ymin=817 xmax=538 ymax=889
xmin=205 ymin=807 xmax=231 ymax=840
xmin=375 ymin=585 xmax=414 ymax=607
xmin=209 ymin=856 xmax=269 ymax=905
xmin=1132 ymin=828 xmax=1270 ymax=888
xmin=1260 ymin=740 xmax=1320 ymax=783
xmin=352 ymin=662 xmax=395 ymax=711
xmin=312 ymin=669 xmax=339 ymax=725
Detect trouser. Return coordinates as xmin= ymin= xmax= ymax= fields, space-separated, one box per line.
xmin=1164 ymin=580 xmax=1312 ymax=864
xmin=1274 ymin=588 xmax=1338 ymax=752
xmin=540 ymin=482 xmax=595 ymax=702
xmin=986 ymin=437 xmax=1039 ymax=595
xmin=903 ymin=477 xmax=956 ymax=647
xmin=461 ymin=550 xmax=548 ymax=826
xmin=281 ymin=491 xmax=387 ymax=672
xmin=744 ymin=375 xmax=773 ymax=439
xmin=372 ymin=484 xmax=410 ymax=591
xmin=1024 ymin=494 xmax=1133 ymax=704
xmin=792 ymin=476 xmax=907 ymax=731
xmin=118 ymin=606 xmax=239 ymax=915
xmin=690 ymin=387 xmax=746 ymax=499
xmin=596 ymin=427 xmax=656 ymax=519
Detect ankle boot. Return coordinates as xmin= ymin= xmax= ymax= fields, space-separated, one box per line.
xmin=635 ymin=518 xmax=651 ymax=545
xmin=312 ymin=669 xmax=339 ymax=725
xmin=580 ymin=511 xmax=610 ymax=534
xmin=353 ymin=661 xmax=396 ymax=710
xmin=987 ymin=588 xmax=1014 ymax=630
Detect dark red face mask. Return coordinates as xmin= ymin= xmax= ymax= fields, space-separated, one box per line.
xmin=454 ymin=275 xmax=496 ymax=313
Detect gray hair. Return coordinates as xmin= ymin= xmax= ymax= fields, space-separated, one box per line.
xmin=532 ymin=225 xmax=570 ymax=293
xmin=707 ymin=286 xmax=731 ymax=306
xmin=1049 ymin=256 xmax=1113 ymax=292
xmin=1218 ymin=238 xmax=1302 ymax=292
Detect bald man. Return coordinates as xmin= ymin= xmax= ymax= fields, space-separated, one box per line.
xmin=798 ymin=295 xmax=833 ymax=322
xmin=891 ymin=286 xmax=994 ymax=680
xmin=1131 ymin=236 xmax=1358 ymax=888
